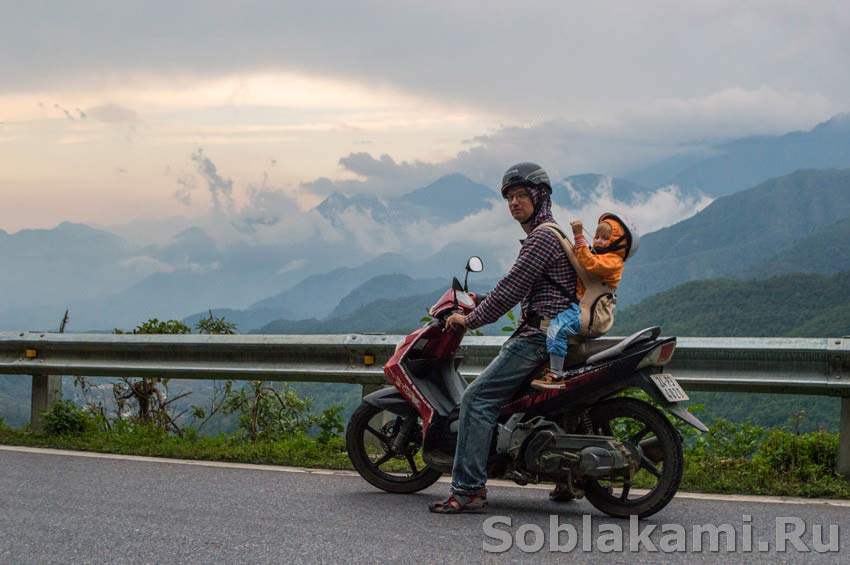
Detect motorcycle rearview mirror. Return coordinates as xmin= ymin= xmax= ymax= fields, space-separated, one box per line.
xmin=466 ymin=256 xmax=484 ymax=273
xmin=463 ymin=256 xmax=484 ymax=292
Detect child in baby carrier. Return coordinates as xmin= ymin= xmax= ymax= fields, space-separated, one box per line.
xmin=532 ymin=216 xmax=628 ymax=390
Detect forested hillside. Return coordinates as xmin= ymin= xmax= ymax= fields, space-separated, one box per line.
xmin=613 ymin=271 xmax=850 ymax=337
xmin=612 ymin=270 xmax=850 ymax=432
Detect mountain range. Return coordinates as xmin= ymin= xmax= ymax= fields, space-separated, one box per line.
xmin=627 ymin=114 xmax=850 ymax=195
xmin=618 ymin=168 xmax=850 ymax=305
xmin=248 ymin=167 xmax=850 ymax=336
xmin=316 ymin=173 xmax=499 ymax=227
xmin=614 ymin=271 xmax=850 ymax=338
xmin=4 ymin=115 xmax=850 ymax=333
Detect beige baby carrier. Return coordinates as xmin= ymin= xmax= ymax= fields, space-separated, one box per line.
xmin=535 ymin=222 xmax=618 ymax=338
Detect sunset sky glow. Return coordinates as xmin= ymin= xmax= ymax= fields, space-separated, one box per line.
xmin=2 ymin=1 xmax=848 ymax=232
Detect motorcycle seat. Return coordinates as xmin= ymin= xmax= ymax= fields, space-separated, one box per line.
xmin=563 ymin=338 xmax=619 ymax=368
xmin=564 ymin=327 xmax=661 ymax=367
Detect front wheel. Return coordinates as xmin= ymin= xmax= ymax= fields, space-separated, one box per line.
xmin=346 ymin=402 xmax=442 ymax=493
xmin=583 ymin=397 xmax=684 ymax=518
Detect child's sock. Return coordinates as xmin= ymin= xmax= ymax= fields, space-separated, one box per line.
xmin=549 ymin=354 xmax=565 ymax=377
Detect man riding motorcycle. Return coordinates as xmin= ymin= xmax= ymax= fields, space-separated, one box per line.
xmin=429 ymin=162 xmax=579 ymax=514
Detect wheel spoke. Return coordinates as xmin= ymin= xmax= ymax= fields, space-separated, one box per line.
xmin=620 ymin=483 xmax=632 ymax=501
xmin=628 ymin=425 xmax=650 ymax=444
xmin=373 ymin=452 xmax=394 ymax=468
xmin=641 ymin=455 xmax=663 ymax=479
xmin=366 ymin=426 xmax=390 ymax=445
xmin=406 ymin=455 xmax=419 ymax=475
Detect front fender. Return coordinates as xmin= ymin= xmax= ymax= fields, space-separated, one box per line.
xmin=363 ymin=387 xmax=417 ymax=417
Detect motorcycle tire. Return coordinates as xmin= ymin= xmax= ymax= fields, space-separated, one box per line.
xmin=346 ymin=402 xmax=442 ymax=494
xmin=583 ymin=397 xmax=684 ymax=519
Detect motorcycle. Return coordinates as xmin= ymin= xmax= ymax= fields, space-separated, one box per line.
xmin=346 ymin=256 xmax=708 ymax=518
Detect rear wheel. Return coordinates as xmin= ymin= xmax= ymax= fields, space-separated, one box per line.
xmin=583 ymin=397 xmax=683 ymax=518
xmin=346 ymin=402 xmax=442 ymax=493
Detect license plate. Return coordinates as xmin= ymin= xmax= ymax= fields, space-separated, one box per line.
xmin=650 ymin=373 xmax=689 ymax=402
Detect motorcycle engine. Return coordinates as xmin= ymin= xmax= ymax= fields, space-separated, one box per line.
xmin=520 ymin=423 xmax=637 ymax=478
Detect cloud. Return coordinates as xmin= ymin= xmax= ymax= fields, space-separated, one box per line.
xmin=302 ymin=153 xmax=445 ymax=197
xmin=3 ymin=2 xmax=848 ymax=121
xmin=276 ymin=258 xmax=308 ymax=275
xmin=190 ymin=148 xmax=234 ymax=212
xmin=87 ymin=103 xmax=137 ymax=123
xmin=299 ymin=84 xmax=834 ymax=204
xmin=551 ymin=180 xmax=714 ymax=235
xmin=304 ymin=174 xmax=711 ymax=271
xmin=53 ymin=103 xmax=75 ymax=120
xmin=121 ymin=254 xmax=221 ymax=276
xmin=174 ymin=175 xmax=197 ymax=206
xmin=231 ymin=186 xmax=289 ymax=233
xmin=120 ymin=255 xmax=171 ymax=276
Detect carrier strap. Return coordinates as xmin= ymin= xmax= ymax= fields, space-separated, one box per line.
xmin=543 ymin=271 xmax=577 ymax=303
xmin=534 ymin=222 xmax=599 ymax=290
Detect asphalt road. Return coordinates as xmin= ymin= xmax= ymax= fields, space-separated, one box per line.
xmin=1 ymin=447 xmax=848 ymax=564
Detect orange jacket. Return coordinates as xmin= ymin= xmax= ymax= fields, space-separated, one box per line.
xmin=574 ymin=219 xmax=625 ymax=297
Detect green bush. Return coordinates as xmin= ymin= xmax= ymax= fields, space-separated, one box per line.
xmin=42 ymin=401 xmax=91 ymax=437
xmin=687 ymin=418 xmax=765 ymax=460
xmin=754 ymin=428 xmax=839 ymax=479
xmin=315 ymin=406 xmax=345 ymax=444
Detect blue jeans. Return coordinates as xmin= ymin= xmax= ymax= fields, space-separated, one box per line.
xmin=451 ymin=333 xmax=547 ymax=495
xmin=546 ymin=303 xmax=582 ymax=357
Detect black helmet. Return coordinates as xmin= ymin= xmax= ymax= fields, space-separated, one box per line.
xmin=500 ymin=162 xmax=552 ymax=198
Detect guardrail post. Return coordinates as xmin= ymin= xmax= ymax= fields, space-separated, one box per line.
xmin=31 ymin=375 xmax=62 ymax=431
xmin=839 ymin=397 xmax=850 ymax=476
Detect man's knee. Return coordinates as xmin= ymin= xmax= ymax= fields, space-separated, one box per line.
xmin=460 ymin=386 xmax=482 ymax=414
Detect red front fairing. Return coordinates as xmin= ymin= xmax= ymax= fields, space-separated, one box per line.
xmin=384 ymin=322 xmax=465 ymax=434
xmin=383 ymin=289 xmax=477 ymax=434
xmin=384 ymin=326 xmax=435 ymax=431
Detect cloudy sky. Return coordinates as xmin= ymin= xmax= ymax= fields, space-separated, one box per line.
xmin=1 ymin=0 xmax=848 ymax=232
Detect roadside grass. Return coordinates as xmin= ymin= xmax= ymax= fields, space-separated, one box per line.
xmin=0 ymin=421 xmax=350 ymax=469
xmin=1 ymin=413 xmax=848 ymax=499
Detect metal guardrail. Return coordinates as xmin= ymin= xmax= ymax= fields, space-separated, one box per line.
xmin=1 ymin=332 xmax=848 ymax=472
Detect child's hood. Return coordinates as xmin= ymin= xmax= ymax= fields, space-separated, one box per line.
xmin=601 ymin=219 xmax=628 ymax=260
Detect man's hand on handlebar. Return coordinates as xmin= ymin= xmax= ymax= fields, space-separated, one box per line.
xmin=445 ymin=313 xmax=468 ymax=332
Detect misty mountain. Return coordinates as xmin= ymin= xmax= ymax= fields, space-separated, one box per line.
xmin=618 ymin=168 xmax=850 ymax=305
xmin=247 ymin=252 xmax=414 ymax=319
xmin=182 ymin=253 xmax=417 ymax=331
xmin=328 ymin=274 xmax=446 ymax=318
xmin=0 ymin=222 xmax=135 ymax=305
xmin=142 ymin=227 xmax=221 ymax=267
xmin=626 ymin=114 xmax=850 ymax=196
xmin=397 ymin=173 xmax=499 ymax=222
xmin=184 ymin=242 xmax=505 ymax=332
xmin=0 ymin=224 xmax=350 ymax=332
xmin=315 ymin=193 xmax=394 ymax=228
xmin=316 ymin=173 xmax=498 ymax=226
xmin=255 ymin=277 xmax=505 ymax=336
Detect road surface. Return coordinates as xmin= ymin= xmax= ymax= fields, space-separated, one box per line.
xmin=0 ymin=446 xmax=847 ymax=563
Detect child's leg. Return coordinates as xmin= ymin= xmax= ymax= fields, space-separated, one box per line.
xmin=546 ymin=311 xmax=571 ymax=376
xmin=550 ymin=304 xmax=582 ymax=375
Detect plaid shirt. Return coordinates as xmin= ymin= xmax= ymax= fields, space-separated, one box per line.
xmin=466 ymin=200 xmax=577 ymax=337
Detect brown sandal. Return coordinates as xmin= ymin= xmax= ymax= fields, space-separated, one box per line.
xmin=428 ymin=492 xmax=488 ymax=514
xmin=531 ymin=368 xmax=568 ymax=390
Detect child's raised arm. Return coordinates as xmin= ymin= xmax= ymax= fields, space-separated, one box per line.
xmin=574 ymin=233 xmax=623 ymax=277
